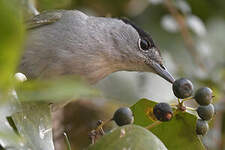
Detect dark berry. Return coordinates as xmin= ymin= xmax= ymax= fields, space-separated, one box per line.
xmin=197 ymin=104 xmax=214 ymax=121
xmin=112 ymin=107 xmax=134 ymax=126
xmin=172 ymin=78 xmax=194 ymax=99
xmin=196 ymin=119 xmax=209 ymax=135
xmin=153 ymin=103 xmax=173 ymax=122
xmin=194 ymin=87 xmax=213 ymax=106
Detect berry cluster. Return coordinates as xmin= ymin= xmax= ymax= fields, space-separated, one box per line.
xmin=90 ymin=78 xmax=214 ymax=145
xmin=194 ymin=87 xmax=214 ymax=135
xmin=152 ymin=78 xmax=194 ymax=123
xmin=152 ymin=78 xmax=214 ymax=136
xmin=172 ymin=78 xmax=214 ymax=136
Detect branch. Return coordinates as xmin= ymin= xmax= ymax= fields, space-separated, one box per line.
xmin=164 ymin=0 xmax=206 ymax=70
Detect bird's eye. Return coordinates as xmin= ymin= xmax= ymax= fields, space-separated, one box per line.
xmin=138 ymin=39 xmax=150 ymax=51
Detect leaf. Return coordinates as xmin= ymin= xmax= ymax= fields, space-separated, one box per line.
xmin=130 ymin=99 xmax=206 ymax=150
xmin=0 ymin=101 xmax=26 ymax=150
xmin=37 ymin=0 xmax=72 ymax=10
xmin=16 ymin=76 xmax=99 ymax=102
xmin=6 ymin=116 xmax=19 ymax=135
xmin=88 ymin=125 xmax=167 ymax=150
xmin=0 ymin=0 xmax=25 ymax=91
xmin=0 ymin=144 xmax=5 ymax=150
xmin=11 ymin=102 xmax=54 ymax=150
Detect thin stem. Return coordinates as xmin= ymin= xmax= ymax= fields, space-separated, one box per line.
xmin=182 ymin=97 xmax=194 ymax=102
xmin=186 ymin=106 xmax=196 ymax=111
xmin=145 ymin=121 xmax=161 ymax=130
xmin=178 ymin=99 xmax=181 ymax=104
xmin=96 ymin=118 xmax=112 ymax=132
xmin=170 ymin=103 xmax=177 ymax=106
xmin=64 ymin=132 xmax=71 ymax=150
xmin=99 ymin=128 xmax=105 ymax=135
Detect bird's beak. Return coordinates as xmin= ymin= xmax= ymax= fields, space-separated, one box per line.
xmin=151 ymin=62 xmax=175 ymax=84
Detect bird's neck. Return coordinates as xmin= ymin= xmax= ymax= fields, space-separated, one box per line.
xmin=80 ymin=56 xmax=117 ymax=84
xmin=74 ymin=18 xmax=134 ymax=83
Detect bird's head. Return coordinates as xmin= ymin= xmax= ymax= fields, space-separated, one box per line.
xmin=110 ymin=18 xmax=175 ymax=83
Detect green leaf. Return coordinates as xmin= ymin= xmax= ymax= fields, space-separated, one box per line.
xmin=0 ymin=101 xmax=26 ymax=149
xmin=0 ymin=0 xmax=25 ymax=90
xmin=0 ymin=131 xmax=22 ymax=149
xmin=16 ymin=76 xmax=99 ymax=102
xmin=88 ymin=125 xmax=167 ymax=150
xmin=11 ymin=102 xmax=54 ymax=150
xmin=6 ymin=116 xmax=19 ymax=135
xmin=0 ymin=144 xmax=5 ymax=150
xmin=37 ymin=0 xmax=71 ymax=10
xmin=130 ymin=99 xmax=206 ymax=150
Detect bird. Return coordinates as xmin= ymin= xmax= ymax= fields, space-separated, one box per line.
xmin=19 ymin=10 xmax=175 ymax=84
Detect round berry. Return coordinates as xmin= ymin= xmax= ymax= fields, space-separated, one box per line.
xmin=153 ymin=103 xmax=173 ymax=122
xmin=112 ymin=107 xmax=134 ymax=126
xmin=196 ymin=119 xmax=209 ymax=135
xmin=197 ymin=104 xmax=214 ymax=121
xmin=194 ymin=87 xmax=213 ymax=106
xmin=172 ymin=78 xmax=194 ymax=99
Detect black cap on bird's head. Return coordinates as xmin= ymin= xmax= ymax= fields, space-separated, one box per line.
xmin=121 ymin=18 xmax=175 ymax=84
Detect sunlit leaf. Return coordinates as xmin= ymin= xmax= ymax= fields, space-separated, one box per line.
xmin=88 ymin=125 xmax=167 ymax=150
xmin=11 ymin=102 xmax=54 ymax=150
xmin=0 ymin=101 xmax=26 ymax=150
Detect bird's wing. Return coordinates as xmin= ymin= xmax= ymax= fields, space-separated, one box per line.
xmin=26 ymin=11 xmax=62 ymax=30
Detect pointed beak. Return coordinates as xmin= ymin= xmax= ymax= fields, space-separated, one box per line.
xmin=151 ymin=62 xmax=175 ymax=84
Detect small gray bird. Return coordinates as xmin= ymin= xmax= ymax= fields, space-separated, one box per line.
xmin=19 ymin=10 xmax=174 ymax=84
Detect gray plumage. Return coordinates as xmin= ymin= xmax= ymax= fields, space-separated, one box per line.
xmin=19 ymin=10 xmax=174 ymax=84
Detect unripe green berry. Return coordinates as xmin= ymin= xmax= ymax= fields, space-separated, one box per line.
xmin=197 ymin=104 xmax=214 ymax=121
xmin=113 ymin=107 xmax=134 ymax=126
xmin=172 ymin=78 xmax=194 ymax=99
xmin=196 ymin=119 xmax=209 ymax=135
xmin=153 ymin=103 xmax=173 ymax=122
xmin=194 ymin=87 xmax=213 ymax=106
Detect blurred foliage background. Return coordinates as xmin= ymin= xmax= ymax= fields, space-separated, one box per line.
xmin=0 ymin=0 xmax=225 ymax=150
